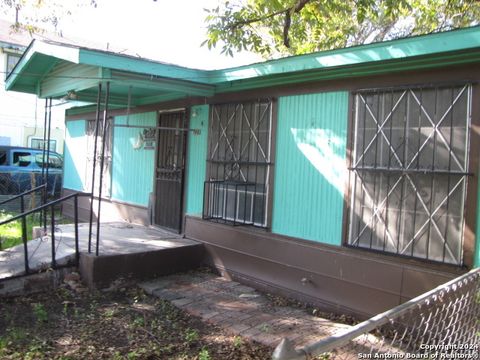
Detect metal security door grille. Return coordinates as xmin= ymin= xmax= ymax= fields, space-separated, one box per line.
xmin=86 ymin=118 xmax=113 ymax=197
xmin=154 ymin=112 xmax=187 ymax=232
xmin=348 ymin=84 xmax=471 ymax=265
xmin=203 ymin=100 xmax=272 ymax=227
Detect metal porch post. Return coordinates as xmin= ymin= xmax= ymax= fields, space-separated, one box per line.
xmin=95 ymin=81 xmax=110 ymax=256
xmin=45 ymin=97 xmax=52 ymax=195
xmin=88 ymin=83 xmax=102 ymax=253
xmin=41 ymin=99 xmax=48 ymax=230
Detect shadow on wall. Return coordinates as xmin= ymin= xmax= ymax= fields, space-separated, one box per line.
xmin=291 ymin=128 xmax=346 ymax=195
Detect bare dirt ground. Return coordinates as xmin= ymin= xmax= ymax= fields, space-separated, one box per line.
xmin=0 ymin=275 xmax=271 ymax=360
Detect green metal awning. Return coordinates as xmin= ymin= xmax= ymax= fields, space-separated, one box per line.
xmin=5 ymin=40 xmax=214 ymax=106
xmin=6 ymin=26 xmax=480 ymax=107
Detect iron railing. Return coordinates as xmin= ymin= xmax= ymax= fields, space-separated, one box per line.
xmin=203 ymin=180 xmax=267 ymax=227
xmin=273 ymin=267 xmax=480 ymax=360
xmin=0 ymin=191 xmax=90 ymax=275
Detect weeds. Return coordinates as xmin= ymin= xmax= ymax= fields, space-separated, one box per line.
xmin=233 ymin=335 xmax=244 ymax=348
xmin=198 ymin=348 xmax=211 ymax=360
xmin=184 ymin=328 xmax=199 ymax=343
xmin=32 ymin=303 xmax=48 ymax=323
xmin=0 ymin=283 xmax=271 ymax=359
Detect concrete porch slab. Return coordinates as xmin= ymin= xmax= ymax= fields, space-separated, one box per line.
xmin=0 ymin=222 xmax=203 ymax=282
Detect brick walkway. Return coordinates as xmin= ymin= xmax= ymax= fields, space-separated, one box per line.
xmin=140 ymin=271 xmax=351 ymax=348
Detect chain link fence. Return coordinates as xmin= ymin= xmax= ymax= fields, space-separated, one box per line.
xmin=0 ymin=171 xmax=64 ymax=251
xmin=273 ymin=268 xmax=480 ymax=360
xmin=0 ymin=171 xmax=62 ymax=212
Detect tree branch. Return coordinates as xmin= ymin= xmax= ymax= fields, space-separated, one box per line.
xmin=227 ymin=8 xmax=289 ymax=30
xmin=227 ymin=0 xmax=313 ymax=49
xmin=284 ymin=0 xmax=312 ymax=47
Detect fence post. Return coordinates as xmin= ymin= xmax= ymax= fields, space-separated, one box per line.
xmin=20 ymin=195 xmax=29 ymax=274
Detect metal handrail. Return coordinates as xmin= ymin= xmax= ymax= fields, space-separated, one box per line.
xmin=0 ymin=191 xmax=91 ymax=275
xmin=272 ymin=267 xmax=480 ymax=360
xmin=0 ymin=183 xmax=47 ymax=206
xmin=0 ymin=191 xmax=90 ymax=226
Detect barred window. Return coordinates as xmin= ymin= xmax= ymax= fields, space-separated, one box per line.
xmin=348 ymin=84 xmax=471 ymax=265
xmin=203 ymin=100 xmax=273 ymax=227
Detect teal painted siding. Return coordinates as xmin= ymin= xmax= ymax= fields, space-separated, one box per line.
xmin=185 ymin=105 xmax=209 ymax=216
xmin=111 ymin=112 xmax=156 ymax=206
xmin=63 ymin=120 xmax=87 ymax=191
xmin=272 ymin=92 xmax=349 ymax=246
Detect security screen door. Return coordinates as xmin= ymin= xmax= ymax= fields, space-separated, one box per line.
xmin=154 ymin=111 xmax=187 ymax=232
xmin=86 ymin=118 xmax=113 ymax=197
xmin=348 ymin=84 xmax=471 ymax=265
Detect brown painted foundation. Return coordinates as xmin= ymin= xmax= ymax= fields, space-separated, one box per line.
xmin=185 ymin=216 xmax=465 ymax=319
xmin=62 ymin=188 xmax=150 ymax=225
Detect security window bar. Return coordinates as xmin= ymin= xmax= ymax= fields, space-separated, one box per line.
xmin=348 ymin=84 xmax=471 ymax=265
xmin=203 ymin=100 xmax=272 ymax=228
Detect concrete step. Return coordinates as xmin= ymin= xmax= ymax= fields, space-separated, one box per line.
xmin=0 ymin=222 xmax=205 ymax=287
xmin=80 ymin=242 xmax=205 ymax=288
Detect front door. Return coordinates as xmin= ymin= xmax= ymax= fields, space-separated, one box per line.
xmin=154 ymin=111 xmax=187 ymax=232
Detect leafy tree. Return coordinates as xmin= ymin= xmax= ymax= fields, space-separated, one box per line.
xmin=203 ymin=0 xmax=480 ymax=58
xmin=0 ymin=0 xmax=97 ymax=34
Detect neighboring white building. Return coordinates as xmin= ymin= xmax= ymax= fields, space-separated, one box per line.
xmin=0 ymin=19 xmax=86 ymax=153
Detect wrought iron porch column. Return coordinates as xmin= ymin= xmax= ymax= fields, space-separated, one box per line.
xmin=41 ymin=98 xmax=48 ymax=230
xmin=95 ymin=81 xmax=110 ymax=256
xmin=41 ymin=98 xmax=52 ymax=230
xmin=88 ymin=83 xmax=102 ymax=253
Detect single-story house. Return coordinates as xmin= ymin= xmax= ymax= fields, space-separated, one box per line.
xmin=6 ymin=26 xmax=480 ymax=318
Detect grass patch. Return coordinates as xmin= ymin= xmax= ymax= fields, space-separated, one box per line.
xmin=0 ymin=207 xmax=70 ymax=250
xmin=0 ymin=210 xmax=36 ymax=249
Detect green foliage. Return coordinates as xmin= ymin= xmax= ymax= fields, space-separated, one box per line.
xmin=127 ymin=350 xmax=140 ymax=360
xmin=184 ymin=328 xmax=199 ymax=343
xmin=132 ymin=316 xmax=145 ymax=328
xmin=103 ymin=308 xmax=116 ymax=318
xmin=203 ymin=0 xmax=480 ymax=58
xmin=232 ymin=335 xmax=243 ymax=348
xmin=32 ymin=303 xmax=48 ymax=323
xmin=0 ymin=0 xmax=97 ymax=33
xmin=198 ymin=348 xmax=211 ymax=360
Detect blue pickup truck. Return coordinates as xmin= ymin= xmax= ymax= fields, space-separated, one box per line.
xmin=0 ymin=146 xmax=63 ymax=196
